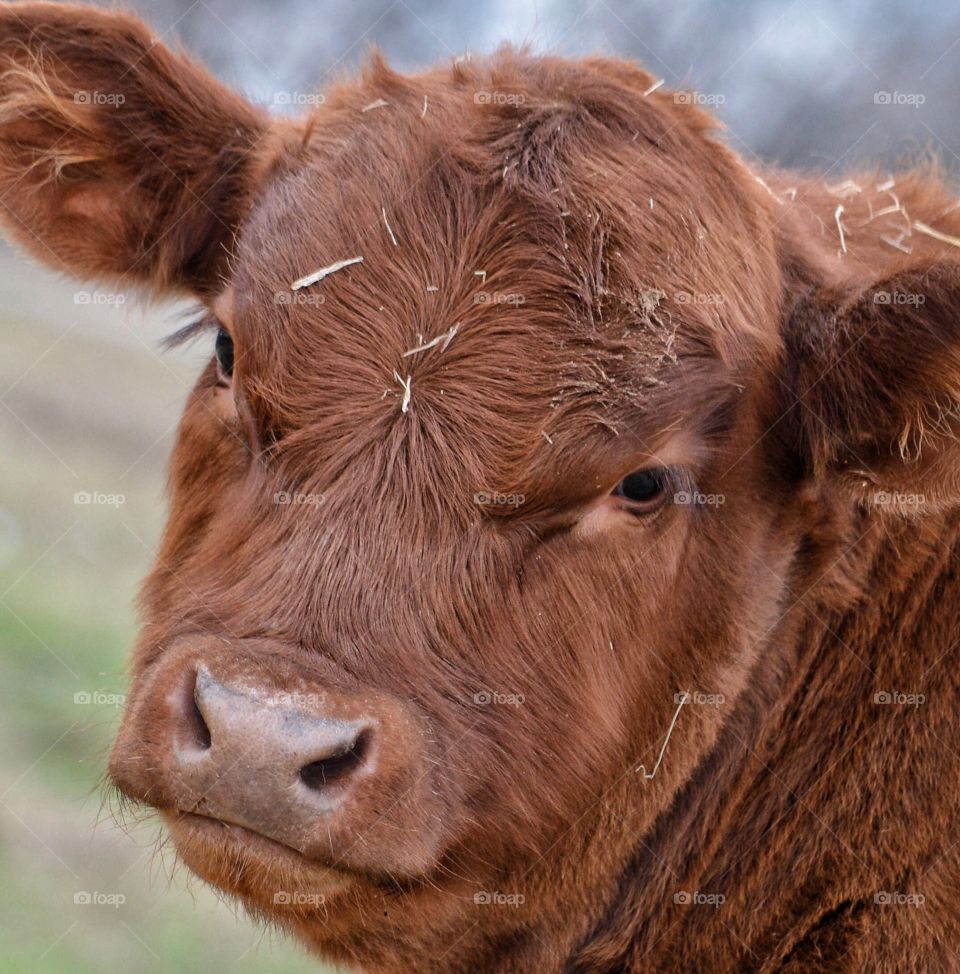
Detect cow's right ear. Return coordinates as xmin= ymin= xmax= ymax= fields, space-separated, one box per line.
xmin=785 ymin=258 xmax=960 ymax=514
xmin=0 ymin=3 xmax=282 ymax=297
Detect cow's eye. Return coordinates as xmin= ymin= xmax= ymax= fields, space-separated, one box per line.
xmin=613 ymin=468 xmax=668 ymax=512
xmin=214 ymin=328 xmax=234 ymax=381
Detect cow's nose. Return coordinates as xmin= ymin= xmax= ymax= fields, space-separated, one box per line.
xmin=170 ymin=664 xmax=374 ymax=847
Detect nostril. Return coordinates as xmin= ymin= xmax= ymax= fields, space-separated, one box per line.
xmin=188 ymin=688 xmax=212 ymax=751
xmin=299 ymin=730 xmax=370 ymax=791
xmin=173 ymin=667 xmax=212 ymax=756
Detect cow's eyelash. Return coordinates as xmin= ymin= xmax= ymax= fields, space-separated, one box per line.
xmin=163 ymin=311 xmax=220 ymax=351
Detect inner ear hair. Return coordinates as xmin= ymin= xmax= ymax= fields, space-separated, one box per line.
xmin=785 ymin=258 xmax=960 ymax=514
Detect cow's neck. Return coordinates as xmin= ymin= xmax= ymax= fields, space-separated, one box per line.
xmin=553 ymin=509 xmax=960 ymax=973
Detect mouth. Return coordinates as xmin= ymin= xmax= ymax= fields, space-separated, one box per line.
xmin=164 ymin=810 xmax=355 ymax=912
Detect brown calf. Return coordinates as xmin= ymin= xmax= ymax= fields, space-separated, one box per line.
xmin=3 ymin=4 xmax=960 ymax=972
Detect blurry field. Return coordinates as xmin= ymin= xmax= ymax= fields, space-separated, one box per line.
xmin=0 ymin=244 xmax=339 ymax=973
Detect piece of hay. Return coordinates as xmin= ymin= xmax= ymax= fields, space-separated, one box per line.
xmin=361 ymin=98 xmax=389 ymax=112
xmin=403 ymin=322 xmax=459 ymax=357
xmin=755 ymin=176 xmax=783 ymax=205
xmin=291 ymin=256 xmax=364 ymax=290
xmin=827 ymin=179 xmax=862 ymax=199
xmin=913 ymin=220 xmax=960 ymax=249
xmin=861 ymin=201 xmax=902 ymax=226
xmin=834 ymin=204 xmax=847 ymax=254
xmin=643 ymin=78 xmax=665 ymax=96
xmin=382 ymin=207 xmax=399 ymax=247
xmin=881 ymin=234 xmax=912 ymax=254
xmin=636 ymin=692 xmax=688 ymax=780
xmin=936 ymin=198 xmax=960 ymax=219
xmin=421 ymin=95 xmax=428 ymax=117
xmin=393 ymin=371 xmax=412 ymax=413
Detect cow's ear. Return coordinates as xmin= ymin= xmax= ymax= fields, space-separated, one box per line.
xmin=0 ymin=3 xmax=280 ymax=297
xmin=786 ymin=258 xmax=960 ymax=514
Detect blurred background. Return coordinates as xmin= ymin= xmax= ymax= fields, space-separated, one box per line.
xmin=2 ymin=0 xmax=959 ymax=970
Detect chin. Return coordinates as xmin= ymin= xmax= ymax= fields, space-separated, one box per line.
xmin=164 ymin=810 xmax=359 ymax=925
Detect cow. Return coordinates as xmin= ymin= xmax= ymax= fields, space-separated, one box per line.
xmin=3 ymin=3 xmax=960 ymax=972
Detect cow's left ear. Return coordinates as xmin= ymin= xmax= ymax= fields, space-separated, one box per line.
xmin=0 ymin=3 xmax=284 ymax=297
xmin=786 ymin=258 xmax=960 ymax=514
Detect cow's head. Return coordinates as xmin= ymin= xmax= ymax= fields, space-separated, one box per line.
xmin=5 ymin=4 xmax=960 ymax=970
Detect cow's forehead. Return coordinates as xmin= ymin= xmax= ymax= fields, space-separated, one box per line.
xmin=231 ymin=173 xmax=698 ymax=496
xmin=230 ymin=187 xmax=591 ymax=500
xmin=226 ymin=60 xmax=777 ymax=493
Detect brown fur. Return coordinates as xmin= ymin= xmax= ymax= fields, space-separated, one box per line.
xmin=4 ymin=5 xmax=960 ymax=972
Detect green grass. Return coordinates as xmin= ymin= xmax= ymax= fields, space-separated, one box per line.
xmin=0 ymin=254 xmax=341 ymax=972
